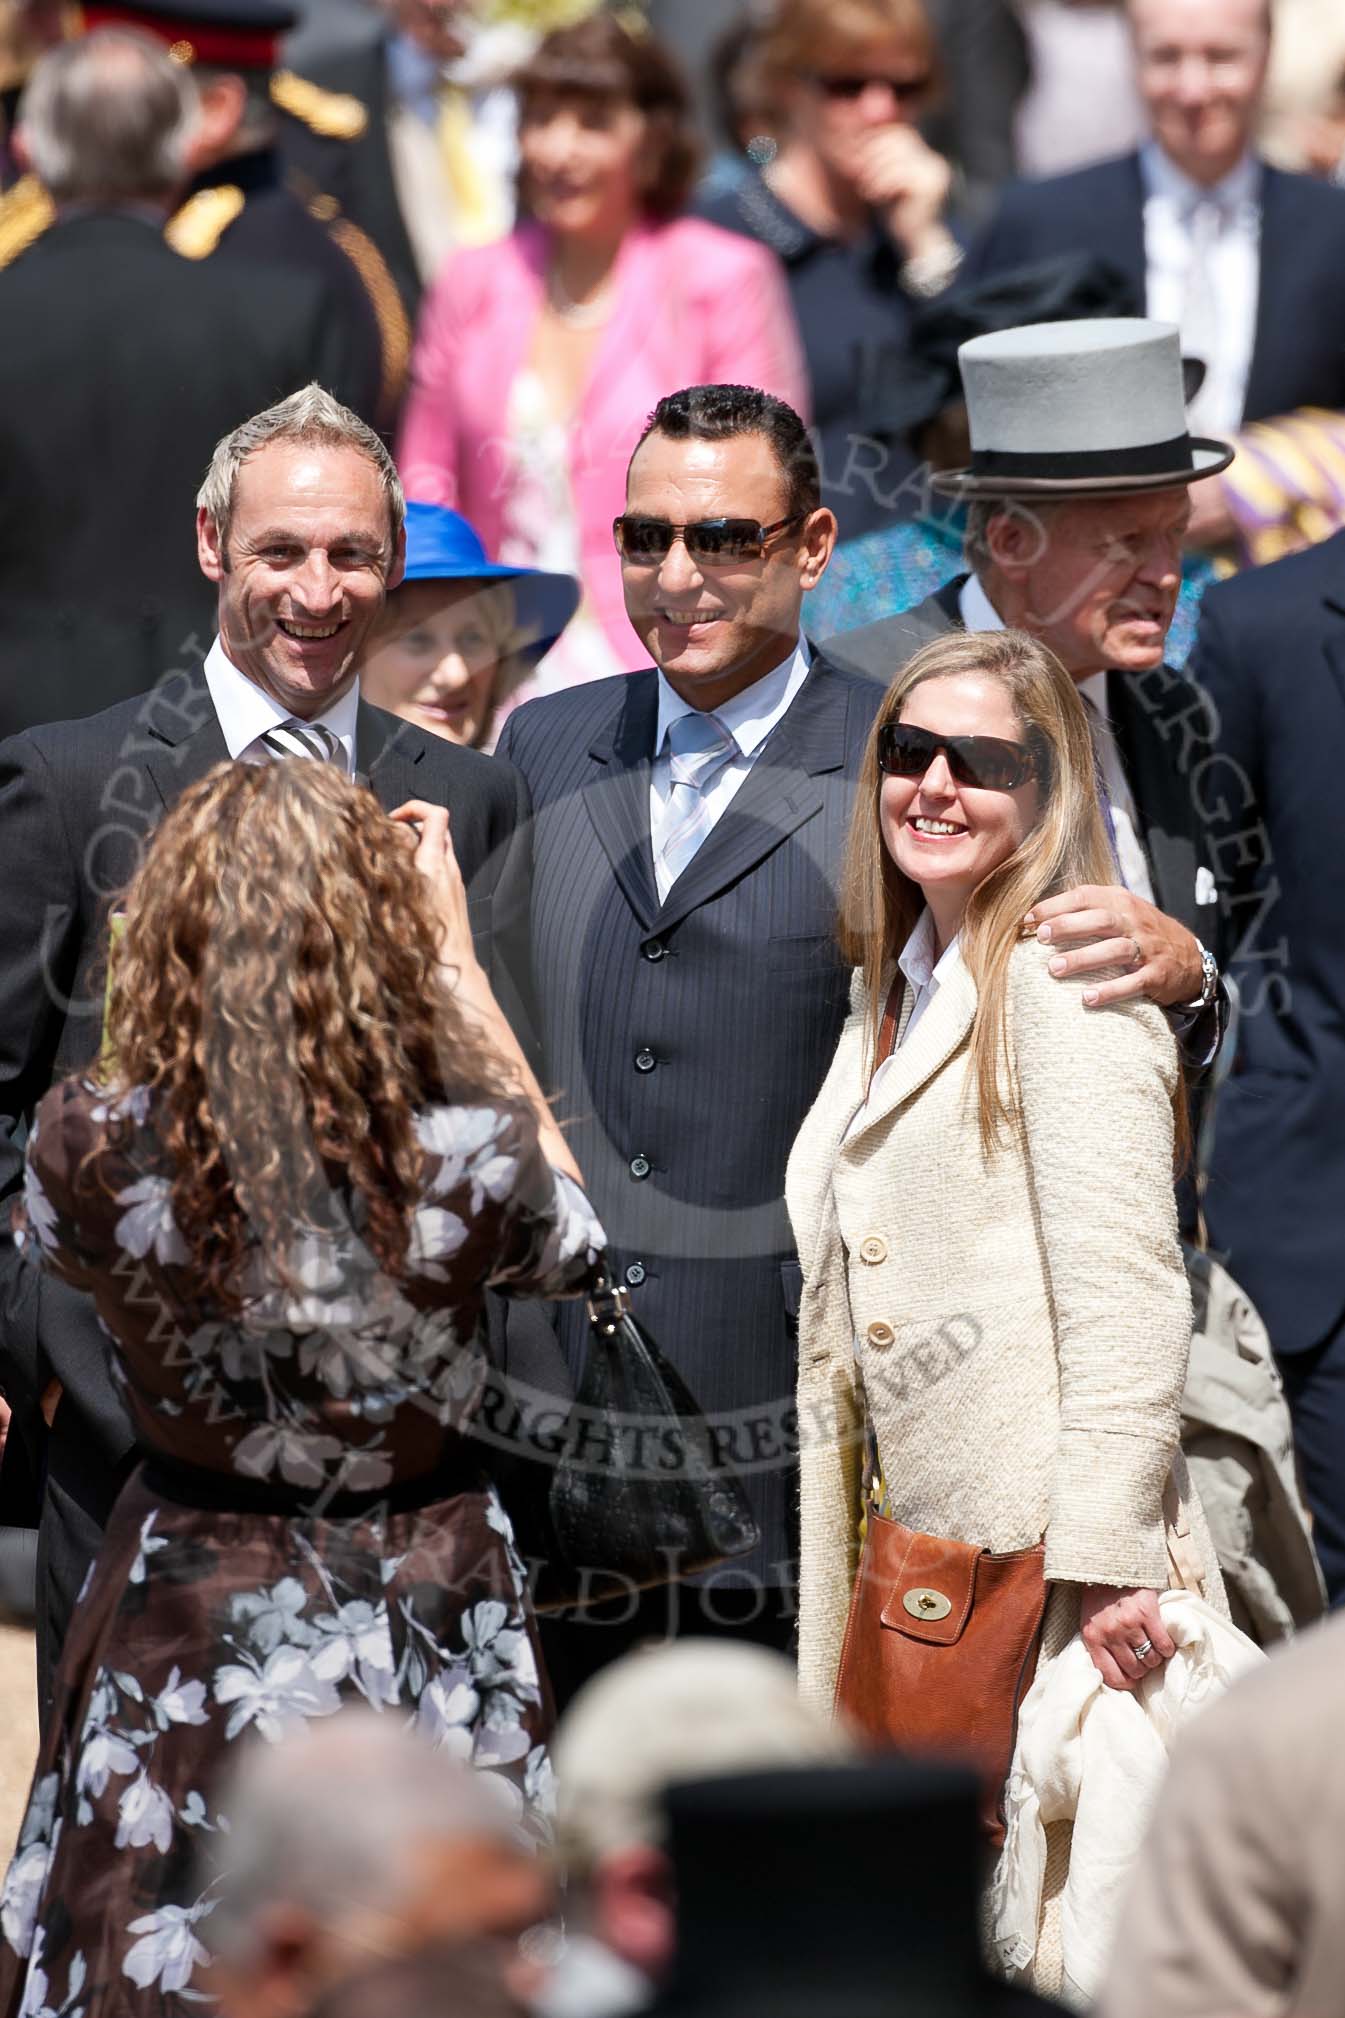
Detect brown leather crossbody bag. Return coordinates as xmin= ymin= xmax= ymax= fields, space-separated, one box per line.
xmin=833 ymin=1514 xmax=1047 ymax=1848
xmin=833 ymin=977 xmax=1047 ymax=1849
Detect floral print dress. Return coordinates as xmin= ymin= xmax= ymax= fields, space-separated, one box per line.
xmin=0 ymin=1076 xmax=605 ymax=2017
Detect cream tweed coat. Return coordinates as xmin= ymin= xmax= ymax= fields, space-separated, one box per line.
xmin=787 ymin=936 xmax=1206 ymax=1712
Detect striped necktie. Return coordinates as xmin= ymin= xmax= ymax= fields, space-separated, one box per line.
xmin=655 ymin=711 xmax=739 ymax=888
xmin=259 ymin=718 xmax=344 ymax=767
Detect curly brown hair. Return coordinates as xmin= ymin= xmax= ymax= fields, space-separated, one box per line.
xmin=98 ymin=760 xmax=513 ymax=1314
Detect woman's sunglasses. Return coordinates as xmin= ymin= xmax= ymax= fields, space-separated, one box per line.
xmin=613 ymin=513 xmax=805 ymax=566
xmin=877 ymin=722 xmax=1039 ymax=792
xmin=807 ymin=70 xmax=934 ymax=104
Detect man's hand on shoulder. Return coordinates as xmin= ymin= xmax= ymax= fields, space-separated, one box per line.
xmin=1023 ymin=886 xmax=1204 ymax=1010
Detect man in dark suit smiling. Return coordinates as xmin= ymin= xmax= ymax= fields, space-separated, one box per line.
xmin=965 ymin=0 xmax=1345 ymax=547
xmin=0 ymin=385 xmax=531 ymax=1714
xmin=496 ymin=386 xmax=877 ymax=1685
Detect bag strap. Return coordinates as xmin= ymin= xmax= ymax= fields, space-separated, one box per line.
xmin=877 ymin=976 xmax=907 ymax=1061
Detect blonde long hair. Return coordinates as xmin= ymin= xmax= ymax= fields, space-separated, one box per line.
xmin=838 ymin=629 xmax=1118 ymax=1154
xmin=97 ymin=761 xmax=511 ymax=1313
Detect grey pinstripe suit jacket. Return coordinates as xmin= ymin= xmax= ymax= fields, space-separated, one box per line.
xmin=495 ymin=653 xmax=884 ymax=1586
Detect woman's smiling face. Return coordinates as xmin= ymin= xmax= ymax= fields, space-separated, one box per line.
xmin=361 ymin=581 xmax=516 ymax=747
xmin=881 ymin=673 xmax=1041 ymax=929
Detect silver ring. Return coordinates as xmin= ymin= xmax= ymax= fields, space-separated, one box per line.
xmin=1133 ymin=1638 xmax=1155 ymax=1661
xmin=1129 ymin=936 xmax=1143 ymax=970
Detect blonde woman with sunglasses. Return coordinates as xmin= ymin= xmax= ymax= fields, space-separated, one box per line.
xmin=787 ymin=627 xmax=1227 ymax=1994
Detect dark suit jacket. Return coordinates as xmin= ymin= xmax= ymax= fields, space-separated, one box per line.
xmin=965 ymin=152 xmax=1345 ymax=424
xmin=1189 ymin=532 xmax=1345 ymax=1357
xmin=494 ymin=655 xmax=885 ymax=1587
xmin=0 ymin=667 xmax=532 ymax=1700
xmin=823 ymin=575 xmax=1226 ymax=960
xmin=0 ymin=213 xmax=357 ymax=740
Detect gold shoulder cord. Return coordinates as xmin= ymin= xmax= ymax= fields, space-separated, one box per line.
xmin=325 ymin=211 xmax=412 ymax=414
xmin=270 ymin=69 xmax=368 ymax=141
xmin=0 ymin=173 xmax=55 ymax=270
xmin=165 ymin=184 xmax=245 ymax=259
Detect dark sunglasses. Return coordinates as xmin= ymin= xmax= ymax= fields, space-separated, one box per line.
xmin=613 ymin=513 xmax=805 ymax=565
xmin=877 ymin=722 xmax=1039 ymax=792
xmin=808 ymin=70 xmax=934 ymax=103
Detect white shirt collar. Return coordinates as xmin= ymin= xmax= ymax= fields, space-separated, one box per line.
xmin=1076 ymin=668 xmax=1112 ymax=718
xmin=959 ymin=572 xmax=1006 ymax=635
xmin=653 ymin=637 xmax=812 ymax=759
xmin=1139 ymin=141 xmax=1260 ymax=216
xmin=202 ymin=636 xmax=361 ymax=773
xmin=897 ymin=906 xmax=960 ymax=997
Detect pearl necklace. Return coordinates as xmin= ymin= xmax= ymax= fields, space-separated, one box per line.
xmin=546 ymin=266 xmax=615 ymax=330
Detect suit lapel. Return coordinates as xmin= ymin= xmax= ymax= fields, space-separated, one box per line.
xmin=651 ymin=659 xmax=850 ymax=938
xmin=357 ymin=698 xmax=428 ymax=807
xmin=1106 ymin=666 xmax=1190 ymax=921
xmin=843 ymin=954 xmax=978 ymax=1148
xmin=142 ymin=665 xmax=231 ymax=808
xmin=1320 ymin=590 xmax=1345 ymax=723
xmin=1117 ymin=152 xmax=1149 ymax=307
xmin=933 ymin=572 xmax=968 ymax=627
xmin=582 ymin=671 xmax=661 ymax=931
xmin=1244 ymin=165 xmax=1285 ymax=424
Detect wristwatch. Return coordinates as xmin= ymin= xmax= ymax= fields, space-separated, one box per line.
xmin=1192 ymin=937 xmax=1219 ymax=1010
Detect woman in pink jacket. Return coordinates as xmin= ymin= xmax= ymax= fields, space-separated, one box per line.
xmin=397 ymin=12 xmax=808 ymax=693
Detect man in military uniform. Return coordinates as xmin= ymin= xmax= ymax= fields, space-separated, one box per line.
xmin=0 ymin=26 xmax=358 ymax=735
xmin=0 ymin=0 xmax=412 ymax=430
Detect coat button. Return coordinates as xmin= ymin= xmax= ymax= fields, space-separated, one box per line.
xmin=634 ymin=1049 xmax=656 ymax=1073
xmin=629 ymin=1155 xmax=651 ymax=1180
xmin=642 ymin=939 xmax=666 ymax=962
xmin=624 ymin=1261 xmax=646 ymax=1286
xmin=859 ymin=1236 xmax=887 ymax=1266
xmin=866 ymin=1321 xmax=895 ymax=1350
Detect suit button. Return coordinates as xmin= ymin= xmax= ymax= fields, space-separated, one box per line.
xmin=625 ymin=1261 xmax=646 ymax=1286
xmin=859 ymin=1236 xmax=887 ymax=1266
xmin=642 ymin=939 xmax=666 ymax=962
xmin=866 ymin=1321 xmax=895 ymax=1350
xmin=634 ymin=1049 xmax=656 ymax=1073
xmin=629 ymin=1155 xmax=651 ymax=1180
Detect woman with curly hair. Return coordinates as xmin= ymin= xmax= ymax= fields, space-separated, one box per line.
xmin=0 ymin=760 xmax=605 ymax=2017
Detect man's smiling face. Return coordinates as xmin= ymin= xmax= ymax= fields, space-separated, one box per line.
xmin=197 ymin=439 xmax=404 ymax=718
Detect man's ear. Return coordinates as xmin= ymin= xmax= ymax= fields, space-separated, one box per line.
xmin=185 ymin=72 xmax=248 ymax=173
xmin=983 ymin=504 xmax=1048 ymax=579
xmin=197 ymin=506 xmax=227 ymax=584
xmin=798 ymin=506 xmax=838 ymax=592
xmin=386 ymin=524 xmax=407 ymax=592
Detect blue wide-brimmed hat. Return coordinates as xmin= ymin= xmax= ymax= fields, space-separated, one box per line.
xmin=397 ymin=501 xmax=580 ymax=670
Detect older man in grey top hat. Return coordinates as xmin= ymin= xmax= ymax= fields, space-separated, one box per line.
xmin=824 ymin=317 xmax=1232 ymax=1057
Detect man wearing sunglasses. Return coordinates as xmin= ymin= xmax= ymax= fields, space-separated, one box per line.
xmin=494 ymin=383 xmax=883 ymax=1692
xmin=824 ymin=317 xmax=1232 ymax=1071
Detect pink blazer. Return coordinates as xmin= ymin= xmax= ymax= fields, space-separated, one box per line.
xmin=397 ymin=217 xmax=809 ymax=668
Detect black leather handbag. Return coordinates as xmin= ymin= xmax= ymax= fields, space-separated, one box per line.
xmin=534 ymin=1273 xmax=760 ymax=1612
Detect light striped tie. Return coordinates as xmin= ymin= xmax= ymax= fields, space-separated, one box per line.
xmin=656 ymin=710 xmax=739 ymax=888
xmin=259 ymin=718 xmax=344 ymax=766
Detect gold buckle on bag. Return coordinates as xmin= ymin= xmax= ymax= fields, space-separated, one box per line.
xmin=586 ymin=1281 xmax=632 ymax=1333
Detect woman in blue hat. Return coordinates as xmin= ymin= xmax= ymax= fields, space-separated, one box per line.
xmin=361 ymin=501 xmax=580 ymax=751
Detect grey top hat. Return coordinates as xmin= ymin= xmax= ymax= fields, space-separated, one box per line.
xmin=931 ymin=317 xmax=1235 ymax=498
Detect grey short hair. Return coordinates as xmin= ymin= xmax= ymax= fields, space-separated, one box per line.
xmin=18 ymin=28 xmax=198 ymax=205
xmin=202 ymin=1711 xmax=526 ymax=1969
xmin=196 ymin=383 xmax=406 ymax=555
xmin=553 ymin=1640 xmax=853 ymax=1889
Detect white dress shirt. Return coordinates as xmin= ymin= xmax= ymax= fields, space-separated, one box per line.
xmin=650 ymin=638 xmax=812 ymax=902
xmin=843 ymin=908 xmax=958 ymax=1143
xmin=1140 ymin=142 xmax=1261 ymax=436
xmin=958 ymin=577 xmax=1155 ymax=903
xmin=202 ymin=637 xmax=359 ymax=777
